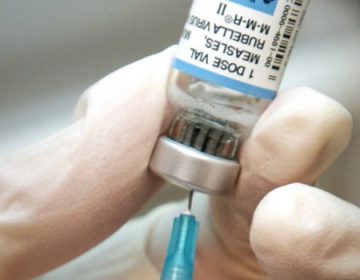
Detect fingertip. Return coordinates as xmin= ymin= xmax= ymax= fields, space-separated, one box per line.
xmin=158 ymin=44 xmax=178 ymax=59
xmin=250 ymin=183 xmax=360 ymax=279
xmin=250 ymin=183 xmax=326 ymax=250
xmin=240 ymin=87 xmax=353 ymax=189
xmin=71 ymin=45 xmax=178 ymax=125
xmin=278 ymin=87 xmax=353 ymax=137
xmin=80 ymin=44 xmax=176 ymax=96
xmin=267 ymin=86 xmax=353 ymax=132
xmin=250 ymin=184 xmax=324 ymax=276
xmin=280 ymin=87 xmax=354 ymax=168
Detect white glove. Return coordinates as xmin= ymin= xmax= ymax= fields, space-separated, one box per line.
xmin=0 ymin=47 xmax=357 ymax=280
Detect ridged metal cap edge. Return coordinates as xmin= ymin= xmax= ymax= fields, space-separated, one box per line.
xmin=149 ymin=136 xmax=240 ymax=195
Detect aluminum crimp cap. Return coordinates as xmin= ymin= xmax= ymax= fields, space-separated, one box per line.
xmin=150 ymin=136 xmax=240 ymax=195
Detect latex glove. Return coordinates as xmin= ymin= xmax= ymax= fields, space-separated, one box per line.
xmin=0 ymin=47 xmax=357 ymax=280
xmin=144 ymin=57 xmax=358 ymax=278
xmin=0 ymin=48 xmax=174 ymax=279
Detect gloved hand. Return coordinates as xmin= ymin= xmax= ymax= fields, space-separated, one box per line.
xmin=143 ymin=49 xmax=358 ymax=279
xmin=0 ymin=47 xmax=358 ymax=280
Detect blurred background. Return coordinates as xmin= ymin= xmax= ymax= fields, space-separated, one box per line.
xmin=0 ymin=0 xmax=359 ymax=209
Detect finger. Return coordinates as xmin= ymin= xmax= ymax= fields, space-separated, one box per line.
xmin=251 ymin=183 xmax=360 ymax=280
xmin=73 ymin=46 xmax=175 ymax=128
xmin=0 ymin=47 xmax=175 ymax=279
xmin=238 ymin=87 xmax=353 ymax=213
xmin=211 ymin=87 xmax=352 ymax=255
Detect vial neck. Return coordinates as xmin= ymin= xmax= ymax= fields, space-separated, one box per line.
xmin=167 ymin=110 xmax=240 ymax=159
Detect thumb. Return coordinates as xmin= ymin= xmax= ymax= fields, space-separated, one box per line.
xmin=0 ymin=47 xmax=175 ymax=279
xmin=251 ymin=183 xmax=360 ymax=280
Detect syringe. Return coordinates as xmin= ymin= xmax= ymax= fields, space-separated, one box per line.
xmin=160 ymin=191 xmax=199 ymax=280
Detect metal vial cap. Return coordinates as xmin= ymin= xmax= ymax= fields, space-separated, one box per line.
xmin=150 ymin=136 xmax=240 ymax=195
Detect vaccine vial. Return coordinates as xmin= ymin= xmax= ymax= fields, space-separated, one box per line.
xmin=150 ymin=0 xmax=310 ymax=194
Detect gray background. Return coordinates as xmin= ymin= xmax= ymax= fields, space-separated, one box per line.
xmin=1 ymin=0 xmax=360 ymax=207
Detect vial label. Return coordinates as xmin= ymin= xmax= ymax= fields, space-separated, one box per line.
xmin=174 ymin=0 xmax=309 ymax=100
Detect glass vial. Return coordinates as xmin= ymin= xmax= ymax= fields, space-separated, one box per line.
xmin=150 ymin=0 xmax=310 ymax=194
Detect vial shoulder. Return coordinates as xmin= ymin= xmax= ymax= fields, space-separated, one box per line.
xmin=167 ymin=69 xmax=270 ymax=130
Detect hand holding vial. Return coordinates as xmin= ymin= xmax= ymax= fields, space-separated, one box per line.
xmin=0 ymin=47 xmax=358 ymax=279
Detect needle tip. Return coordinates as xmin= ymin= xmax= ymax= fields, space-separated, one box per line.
xmin=187 ymin=190 xmax=194 ymax=212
